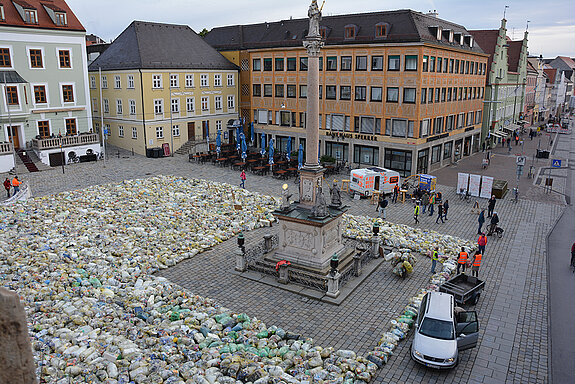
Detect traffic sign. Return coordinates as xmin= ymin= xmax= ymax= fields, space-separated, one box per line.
xmin=551 ymin=159 xmax=561 ymax=168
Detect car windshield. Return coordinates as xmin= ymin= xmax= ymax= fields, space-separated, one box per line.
xmin=419 ymin=318 xmax=455 ymax=340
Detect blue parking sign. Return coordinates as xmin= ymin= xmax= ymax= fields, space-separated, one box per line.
xmin=551 ymin=159 xmax=561 ymax=168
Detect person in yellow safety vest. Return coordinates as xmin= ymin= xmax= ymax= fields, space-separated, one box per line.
xmin=472 ymin=251 xmax=482 ymax=277
xmin=431 ymin=247 xmax=439 ymax=274
xmin=457 ymin=247 xmax=468 ymax=274
xmin=413 ymin=201 xmax=420 ymax=224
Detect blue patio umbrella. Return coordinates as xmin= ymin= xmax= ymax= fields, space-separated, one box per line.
xmin=241 ymin=133 xmax=247 ymax=161
xmin=236 ymin=126 xmax=242 ymax=151
xmin=298 ymin=143 xmax=304 ymax=169
xmin=268 ymin=139 xmax=274 ymax=165
xmin=250 ymin=122 xmax=255 ymax=144
xmin=216 ymin=130 xmax=222 ymax=156
xmin=260 ymin=133 xmax=266 ymax=156
xmin=286 ymin=137 xmax=292 ymax=161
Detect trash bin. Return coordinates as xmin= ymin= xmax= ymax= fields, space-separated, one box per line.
xmin=536 ymin=149 xmax=550 ymax=159
xmin=146 ymin=148 xmax=154 ymax=158
xmin=153 ymin=147 xmax=164 ymax=158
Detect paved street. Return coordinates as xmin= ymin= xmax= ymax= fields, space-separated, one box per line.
xmin=2 ymin=125 xmax=571 ymax=383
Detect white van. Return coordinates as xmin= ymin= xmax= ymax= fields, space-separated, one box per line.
xmin=411 ymin=291 xmax=479 ymax=369
xmin=349 ymin=167 xmax=400 ymax=197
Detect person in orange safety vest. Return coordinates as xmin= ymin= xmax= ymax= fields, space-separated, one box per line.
xmin=457 ymin=247 xmax=468 ymax=274
xmin=472 ymin=251 xmax=482 ymax=277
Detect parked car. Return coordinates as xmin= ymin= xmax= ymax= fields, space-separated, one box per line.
xmin=411 ymin=291 xmax=479 ymax=369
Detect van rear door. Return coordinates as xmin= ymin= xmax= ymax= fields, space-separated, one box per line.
xmin=456 ymin=311 xmax=479 ymax=351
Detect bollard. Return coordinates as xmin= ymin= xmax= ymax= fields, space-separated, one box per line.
xmin=263 ymin=234 xmax=274 ymax=252
xmin=371 ymin=235 xmax=380 ymax=258
xmin=235 ymin=248 xmax=247 ymax=272
xmin=326 ymin=272 xmax=341 ymax=298
xmin=278 ymin=263 xmax=289 ymax=284
xmin=353 ymin=252 xmax=362 ymax=277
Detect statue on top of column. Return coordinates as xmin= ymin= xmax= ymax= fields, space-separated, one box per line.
xmin=307 ymin=0 xmax=322 ymax=38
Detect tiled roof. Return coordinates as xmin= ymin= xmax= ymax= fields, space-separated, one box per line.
xmin=204 ymin=9 xmax=484 ymax=54
xmin=0 ymin=70 xmax=27 ymax=83
xmin=88 ymin=21 xmax=238 ymax=71
xmin=468 ymin=30 xmax=499 ymax=72
xmin=507 ymin=40 xmax=523 ymax=73
xmin=544 ymin=68 xmax=557 ymax=83
xmin=548 ymin=56 xmax=575 ymax=71
xmin=1 ymin=0 xmax=84 ymax=32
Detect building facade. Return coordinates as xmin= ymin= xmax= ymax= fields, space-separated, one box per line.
xmin=0 ymin=0 xmax=96 ymax=171
xmin=470 ymin=20 xmax=528 ymax=146
xmin=205 ymin=10 xmax=488 ymax=176
xmin=88 ymin=21 xmax=239 ymax=156
xmin=543 ymin=56 xmax=575 ymax=116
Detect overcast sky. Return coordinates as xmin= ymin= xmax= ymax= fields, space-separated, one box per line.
xmin=68 ymin=0 xmax=575 ymax=58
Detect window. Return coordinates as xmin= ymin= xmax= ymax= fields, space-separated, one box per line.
xmin=154 ymin=99 xmax=163 ymax=114
xmin=227 ymin=74 xmax=234 ymax=86
xmin=341 ymin=56 xmax=352 ymax=71
xmin=216 ymin=120 xmax=222 ymax=130
xmin=213 ymin=74 xmax=221 ymax=87
xmin=172 ymin=124 xmax=180 ymax=137
xmin=24 ymin=9 xmax=37 ymax=24
xmin=446 ymin=115 xmax=455 ymax=131
xmin=455 ymin=59 xmax=459 ymax=74
xmin=227 ymin=95 xmax=235 ymax=110
xmin=384 ymin=149 xmax=412 ymax=177
xmin=355 ymin=86 xmax=366 ymax=101
xmin=186 ymin=97 xmax=195 ymax=112
xmin=287 ymin=57 xmax=297 ymax=71
xmin=152 ymin=74 xmax=162 ymax=88
xmin=437 ymin=57 xmax=443 ymax=73
xmin=185 ymin=74 xmax=194 ymax=88
xmin=62 ymin=85 xmax=74 ymax=102
xmin=443 ymin=141 xmax=453 ymax=160
xmin=275 ymin=84 xmax=284 ymax=97
xmin=58 ymin=50 xmax=71 ymax=68
xmin=214 ymin=96 xmax=222 ymax=110
xmin=156 ymin=126 xmax=164 ymax=139
xmin=287 ymin=85 xmax=296 ymax=98
xmin=442 ymin=57 xmax=448 ymax=73
xmin=0 ymin=48 xmax=10 ymax=67
xmin=200 ymin=74 xmax=208 ymax=87
xmin=386 ymin=119 xmax=408 ymax=137
xmin=253 ymin=84 xmax=262 ymax=97
xmin=388 ymin=55 xmax=400 ymax=71
xmin=386 ymin=87 xmax=399 ymax=102
xmin=65 ymin=119 xmax=77 ymax=135
xmin=441 ymin=88 xmax=446 ymax=102
xmin=170 ymin=74 xmax=180 ymax=88
xmin=38 ymin=121 xmax=49 ymax=138
xmin=55 ymin=12 xmax=67 ymax=26
xmin=376 ymin=24 xmax=387 ymax=37
xmin=420 ymin=119 xmax=431 ymax=137
xmin=405 ymin=55 xmax=417 ymax=71
xmin=370 ymin=87 xmax=382 ymax=102
xmin=127 ymin=75 xmax=134 ymax=89
xmin=103 ymin=99 xmax=109 ymax=113
xmin=325 ymin=85 xmax=336 ymax=99
xmin=422 ymin=56 xmax=428 ymax=72
xmin=263 ymin=58 xmax=272 ymax=71
xmin=447 ymin=87 xmax=452 ymax=102
xmin=326 ymin=56 xmax=337 ymax=71
xmin=116 ymin=99 xmax=123 ymax=115
xmin=132 ymin=127 xmax=138 ymax=139
xmin=421 ymin=88 xmax=427 ymax=104
xmin=253 ymin=58 xmax=261 ymax=71
xmin=433 ymin=116 xmax=444 ymax=134
xmin=299 ymin=85 xmax=307 ymax=98
xmin=403 ymin=88 xmax=416 ymax=103
xmin=129 ymin=99 xmax=136 ymax=115
xmin=356 ymin=56 xmax=368 ymax=71
xmin=201 ymin=96 xmax=209 ymax=111
xmin=353 ymin=145 xmax=379 ymax=166
xmin=431 ymin=145 xmax=442 ymax=164
xmin=118 ymin=125 xmax=124 ymax=137
xmin=371 ymin=56 xmax=383 ymax=71
xmin=340 ymin=86 xmax=351 ymax=100
xmin=275 ymin=58 xmax=284 ymax=71
xmin=449 ymin=59 xmax=454 ymax=73
xmin=435 ymin=88 xmax=440 ymax=103
xmin=428 ymin=88 xmax=434 ymax=103
xmin=319 ymin=85 xmax=322 ymax=99
xmin=171 ymin=98 xmax=180 ymax=113
xmin=429 ymin=56 xmax=435 ymax=72
xmin=29 ymin=49 xmax=43 ymax=68
xmin=101 ymin=75 xmax=108 ymax=89
xmin=345 ymin=26 xmax=355 ymax=39
xmin=264 ymin=84 xmax=273 ymax=97
xmin=34 ymin=85 xmax=46 ymax=104
xmin=300 ymin=57 xmax=308 ymax=71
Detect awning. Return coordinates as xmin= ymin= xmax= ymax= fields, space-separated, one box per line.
xmin=489 ymin=131 xmax=506 ymax=138
xmin=501 ymin=126 xmax=515 ymax=134
xmin=227 ymin=119 xmax=241 ymax=128
xmin=0 ymin=70 xmax=27 ymax=84
xmin=517 ymin=120 xmax=529 ymax=124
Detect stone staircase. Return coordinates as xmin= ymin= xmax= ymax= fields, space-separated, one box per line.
xmin=175 ymin=140 xmax=195 ymax=155
xmin=14 ymin=149 xmax=50 ymax=174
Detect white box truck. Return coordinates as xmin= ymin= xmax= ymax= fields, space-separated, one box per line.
xmin=349 ymin=167 xmax=401 ymax=197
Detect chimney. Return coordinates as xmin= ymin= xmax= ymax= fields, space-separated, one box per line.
xmin=427 ymin=10 xmax=439 ymax=18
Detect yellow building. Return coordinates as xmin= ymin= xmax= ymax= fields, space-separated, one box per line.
xmin=89 ymin=21 xmax=238 ymax=156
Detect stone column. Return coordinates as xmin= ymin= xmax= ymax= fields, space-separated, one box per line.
xmin=326 ymin=272 xmax=341 ymax=298
xmin=278 ymin=263 xmax=290 ymax=284
xmin=371 ymin=235 xmax=380 ymax=258
xmin=264 ymin=234 xmax=274 ymax=252
xmin=0 ymin=287 xmax=37 ymax=384
xmin=304 ymin=37 xmax=321 ymax=169
xmin=235 ymin=248 xmax=246 ymax=272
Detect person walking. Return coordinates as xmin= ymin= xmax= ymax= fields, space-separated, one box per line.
xmin=457 ymin=247 xmax=468 ymax=274
xmin=477 ymin=233 xmax=487 ymax=254
xmin=377 ymin=196 xmax=388 ymax=220
xmin=487 ymin=195 xmax=496 ymax=218
xmin=431 ymin=247 xmax=439 ymax=274
xmin=392 ymin=184 xmax=399 ymax=203
xmin=471 ymin=251 xmax=482 ymax=277
xmin=477 ymin=209 xmax=486 ymax=234
xmin=443 ymin=200 xmax=449 ymax=220
xmin=413 ymin=201 xmax=420 ymax=224
xmin=421 ymin=191 xmax=429 ymax=214
xmin=11 ymin=176 xmax=21 ymax=194
xmin=428 ymin=193 xmax=435 ymax=216
xmin=3 ymin=177 xmax=11 ymax=198
xmin=240 ymin=170 xmax=246 ymax=189
xmin=487 ymin=212 xmax=500 ymax=236
xmin=435 ymin=202 xmax=444 ymax=224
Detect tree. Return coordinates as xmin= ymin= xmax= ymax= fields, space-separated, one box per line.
xmin=198 ymin=28 xmax=209 ymax=38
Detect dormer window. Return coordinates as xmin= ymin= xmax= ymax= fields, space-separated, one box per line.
xmin=375 ymin=22 xmax=390 ymax=38
xmin=319 ymin=27 xmax=330 ymax=40
xmin=55 ymin=12 xmax=67 ymax=26
xmin=464 ymin=35 xmax=474 ymax=48
xmin=442 ymin=29 xmax=454 ymax=43
xmin=24 ymin=9 xmax=37 ymax=23
xmin=454 ymin=32 xmax=464 ymax=45
xmin=0 ymin=5 xmax=5 ymax=21
xmin=344 ymin=24 xmax=357 ymax=40
xmin=429 ymin=26 xmax=443 ymax=41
